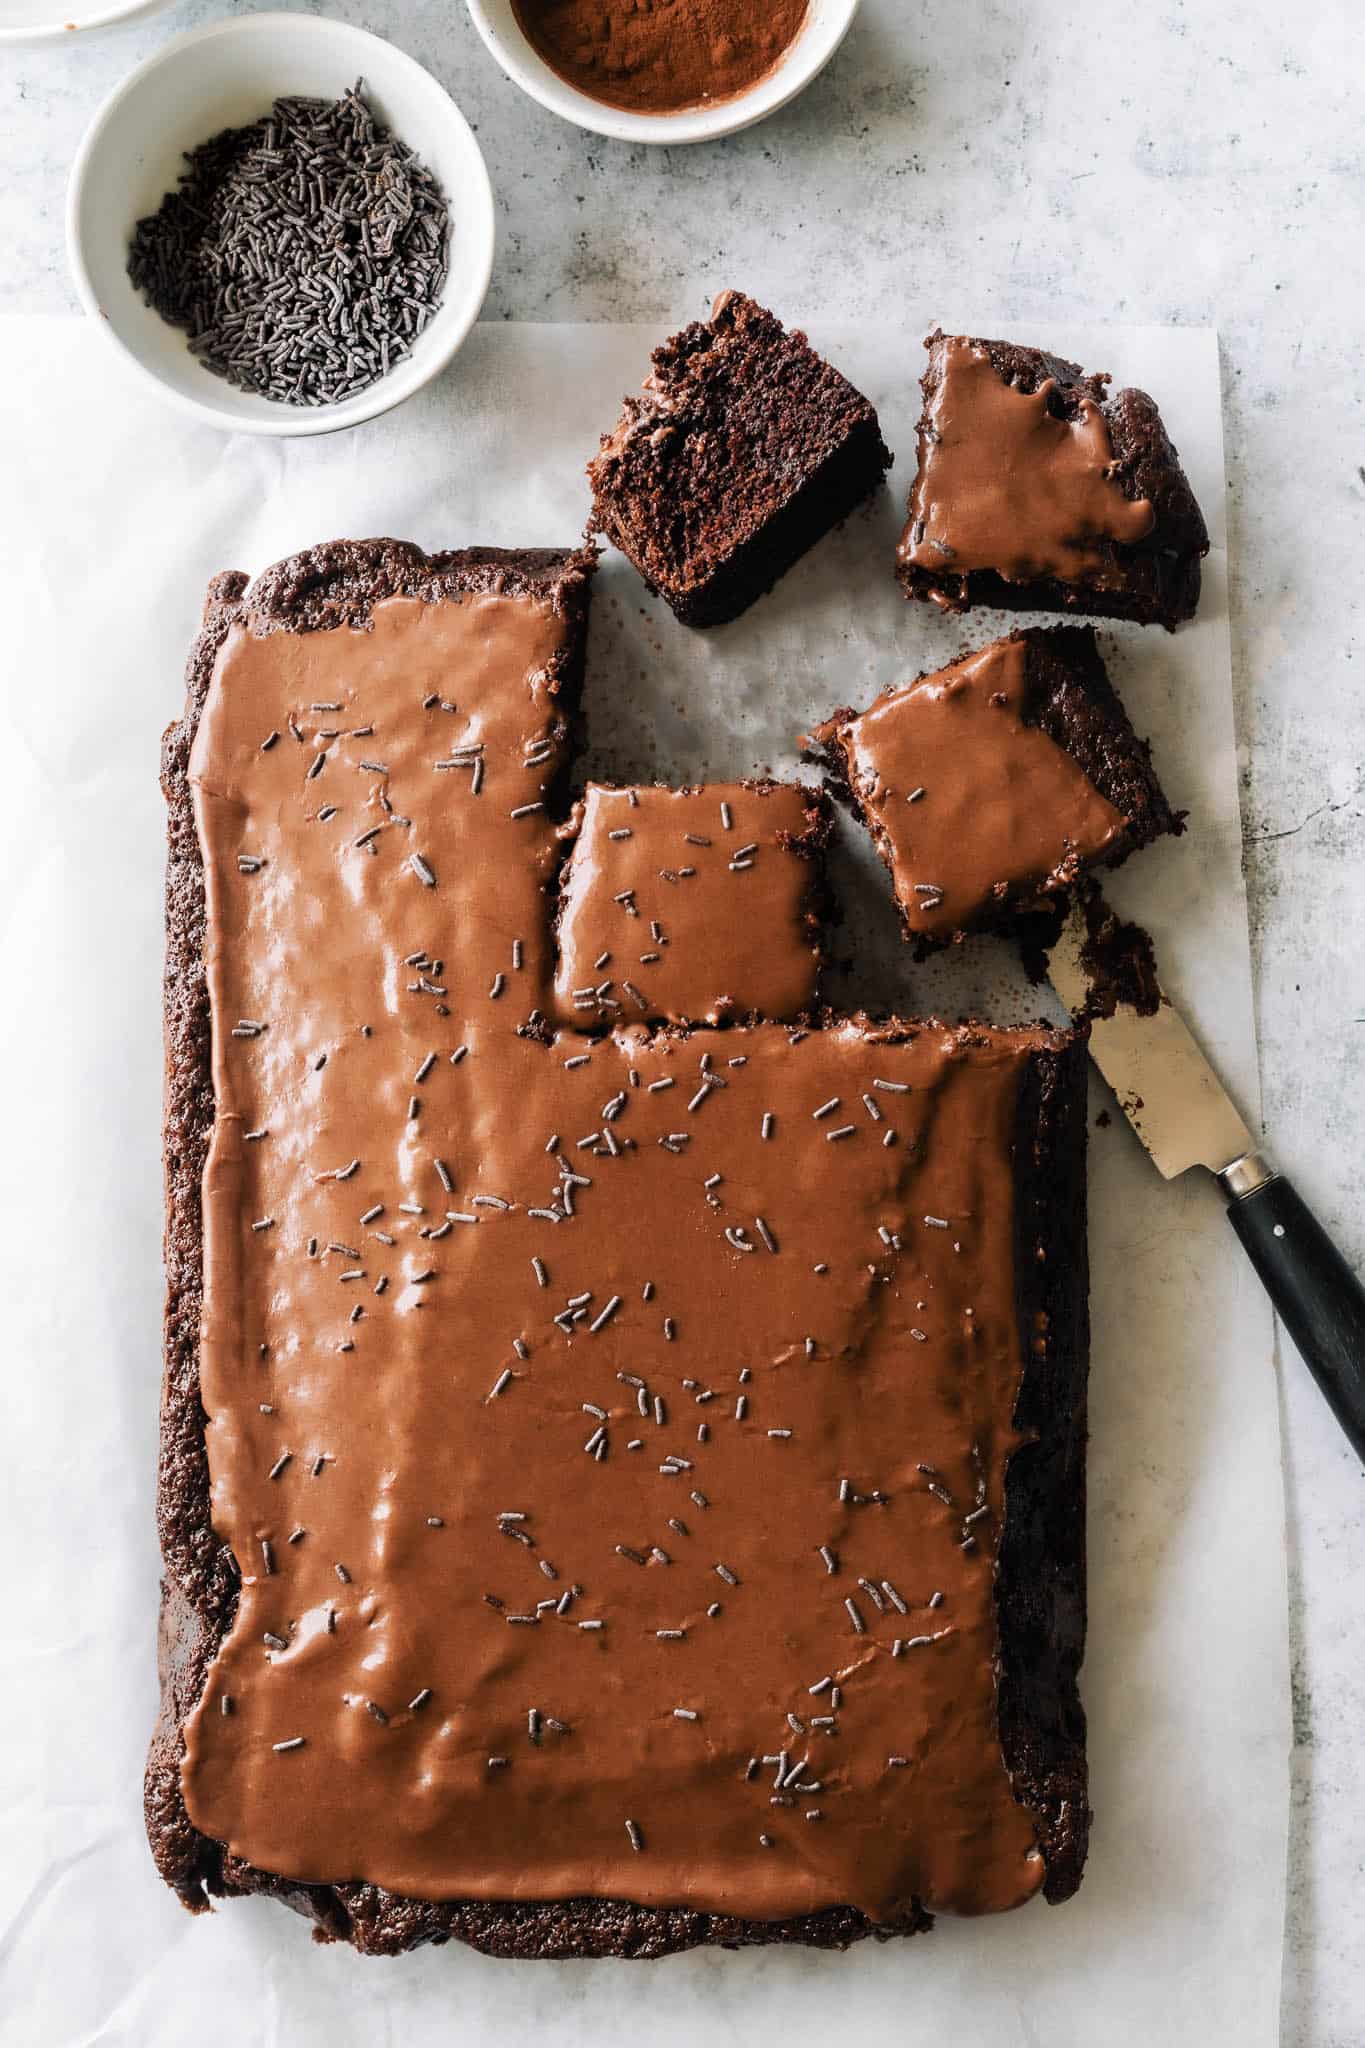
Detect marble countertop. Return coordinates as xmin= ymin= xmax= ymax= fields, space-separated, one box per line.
xmin=4 ymin=2 xmax=1361 ymax=2039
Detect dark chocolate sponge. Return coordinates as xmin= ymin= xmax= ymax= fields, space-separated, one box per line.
xmin=589 ymin=292 xmax=892 ymax=628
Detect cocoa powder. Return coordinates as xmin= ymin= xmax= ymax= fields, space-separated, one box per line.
xmin=510 ymin=0 xmax=811 ymax=116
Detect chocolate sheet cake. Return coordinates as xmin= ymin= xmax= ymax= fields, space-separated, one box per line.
xmin=553 ymin=779 xmax=830 ymax=1028
xmin=152 ymin=537 xmax=1091 ymax=1958
xmin=588 ymin=292 xmax=892 ymax=628
xmin=807 ymin=627 xmax=1181 ymax=949
xmin=896 ymin=331 xmax=1208 ymax=629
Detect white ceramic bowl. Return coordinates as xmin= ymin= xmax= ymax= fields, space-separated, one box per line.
xmin=0 ymin=0 xmax=169 ymax=47
xmin=66 ymin=13 xmax=496 ymax=437
xmin=466 ymin=0 xmax=859 ymax=145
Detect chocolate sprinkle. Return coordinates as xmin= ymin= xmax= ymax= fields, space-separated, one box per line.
xmin=126 ymin=85 xmax=450 ymax=409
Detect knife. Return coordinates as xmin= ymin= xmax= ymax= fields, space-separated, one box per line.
xmin=1047 ymin=899 xmax=1365 ymax=1462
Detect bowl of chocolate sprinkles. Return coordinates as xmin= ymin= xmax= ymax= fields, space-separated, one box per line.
xmin=67 ymin=13 xmax=495 ymax=435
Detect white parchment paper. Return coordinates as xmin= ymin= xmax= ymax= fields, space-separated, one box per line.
xmin=0 ymin=317 xmax=1288 ymax=2047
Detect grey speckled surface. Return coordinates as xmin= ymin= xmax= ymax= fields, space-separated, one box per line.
xmin=4 ymin=1 xmax=1362 ymax=2039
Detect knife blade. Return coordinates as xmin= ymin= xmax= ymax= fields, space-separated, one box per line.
xmin=1045 ymin=897 xmax=1254 ymax=1180
xmin=1047 ymin=894 xmax=1365 ymax=1463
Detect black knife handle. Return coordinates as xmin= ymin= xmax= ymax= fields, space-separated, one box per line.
xmin=1225 ymin=1169 xmax=1365 ymax=1462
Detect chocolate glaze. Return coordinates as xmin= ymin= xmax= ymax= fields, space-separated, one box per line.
xmin=153 ymin=540 xmax=1091 ymax=1955
xmin=895 ymin=332 xmax=1208 ymax=630
xmin=553 ymin=780 xmax=829 ymax=1028
xmin=809 ymin=627 xmax=1182 ymax=952
xmin=812 ymin=637 xmax=1126 ymax=944
xmin=899 ymin=337 xmax=1154 ymax=590
xmin=177 ymin=591 xmax=1070 ymax=1926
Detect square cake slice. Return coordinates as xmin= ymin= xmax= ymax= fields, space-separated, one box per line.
xmin=896 ymin=330 xmax=1208 ymax=629
xmin=807 ymin=627 xmax=1181 ymax=948
xmin=552 ymin=779 xmax=830 ymax=1028
xmin=153 ymin=537 xmax=1091 ymax=1960
xmin=588 ymin=291 xmax=892 ymax=627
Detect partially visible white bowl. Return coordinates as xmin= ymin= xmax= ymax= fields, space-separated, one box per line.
xmin=0 ymin=0 xmax=169 ymax=47
xmin=66 ymin=13 xmax=496 ymax=437
xmin=465 ymin=0 xmax=860 ymax=145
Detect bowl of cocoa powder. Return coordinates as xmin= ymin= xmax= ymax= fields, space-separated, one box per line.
xmin=466 ymin=0 xmax=859 ymax=143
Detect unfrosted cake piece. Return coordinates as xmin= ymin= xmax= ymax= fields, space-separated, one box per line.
xmin=553 ymin=779 xmax=830 ymax=1028
xmin=896 ymin=330 xmax=1208 ymax=629
xmin=807 ymin=627 xmax=1180 ymax=948
xmin=151 ymin=536 xmax=1092 ymax=1959
xmin=588 ymin=291 xmax=892 ymax=627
